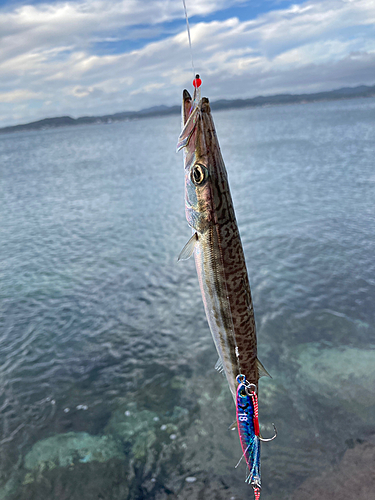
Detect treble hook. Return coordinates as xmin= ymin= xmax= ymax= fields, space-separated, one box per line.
xmin=258 ymin=423 xmax=277 ymax=442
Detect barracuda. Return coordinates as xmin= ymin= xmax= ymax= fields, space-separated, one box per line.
xmin=177 ymin=88 xmax=270 ymax=399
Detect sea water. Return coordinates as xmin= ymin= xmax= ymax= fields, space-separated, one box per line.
xmin=0 ymin=97 xmax=374 ymax=499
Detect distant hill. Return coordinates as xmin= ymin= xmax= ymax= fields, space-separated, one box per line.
xmin=1 ymin=84 xmax=374 ymax=134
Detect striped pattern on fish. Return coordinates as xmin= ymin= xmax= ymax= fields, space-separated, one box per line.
xmin=177 ymin=90 xmax=265 ymax=399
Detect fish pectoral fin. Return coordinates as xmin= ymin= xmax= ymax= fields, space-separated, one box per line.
xmin=215 ymin=357 xmax=225 ymax=376
xmin=257 ymin=358 xmax=272 ymax=379
xmin=176 ymin=105 xmax=199 ymax=152
xmin=177 ymin=232 xmax=198 ymax=261
xmin=228 ymin=420 xmax=237 ymax=431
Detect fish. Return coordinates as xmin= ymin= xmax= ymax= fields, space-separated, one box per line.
xmin=177 ymin=87 xmax=269 ymax=398
xmin=177 ymin=85 xmax=276 ymax=500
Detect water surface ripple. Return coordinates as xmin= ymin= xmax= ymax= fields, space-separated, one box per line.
xmin=0 ymin=97 xmax=374 ymax=499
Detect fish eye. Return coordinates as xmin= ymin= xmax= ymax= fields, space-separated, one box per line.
xmin=191 ymin=164 xmax=208 ymax=186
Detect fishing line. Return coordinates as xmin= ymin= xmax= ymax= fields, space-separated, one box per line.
xmin=182 ymin=0 xmax=195 ymax=82
xmin=235 ymin=443 xmax=251 ymax=468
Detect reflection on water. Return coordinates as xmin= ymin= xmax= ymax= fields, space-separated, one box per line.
xmin=0 ymin=97 xmax=375 ymax=499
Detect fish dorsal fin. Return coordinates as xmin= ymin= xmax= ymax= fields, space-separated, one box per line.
xmin=176 ymin=105 xmax=199 ymax=152
xmin=177 ymin=232 xmax=198 ymax=261
xmin=257 ymin=358 xmax=272 ymax=379
xmin=215 ymin=357 xmax=225 ymax=374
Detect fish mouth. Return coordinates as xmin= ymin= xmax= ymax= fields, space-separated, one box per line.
xmin=177 ymin=89 xmax=211 ymax=152
xmin=176 ymin=89 xmax=199 ymax=152
xmin=182 ymin=89 xmax=211 ymax=124
xmin=182 ymin=89 xmax=193 ymax=126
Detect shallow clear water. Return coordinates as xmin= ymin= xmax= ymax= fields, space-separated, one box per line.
xmin=0 ymin=97 xmax=374 ymax=499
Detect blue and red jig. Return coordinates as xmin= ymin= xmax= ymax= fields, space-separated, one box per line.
xmin=235 ymin=374 xmax=276 ymax=500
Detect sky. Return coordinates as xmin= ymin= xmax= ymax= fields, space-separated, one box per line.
xmin=0 ymin=0 xmax=374 ymax=127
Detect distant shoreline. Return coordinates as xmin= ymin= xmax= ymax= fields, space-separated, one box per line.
xmin=1 ymin=84 xmax=374 ymax=134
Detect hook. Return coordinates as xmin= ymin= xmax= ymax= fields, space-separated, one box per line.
xmin=258 ymin=423 xmax=277 ymax=442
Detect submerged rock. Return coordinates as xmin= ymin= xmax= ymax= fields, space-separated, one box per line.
xmin=103 ymin=402 xmax=187 ymax=460
xmin=12 ymin=459 xmax=130 ymax=500
xmin=292 ymin=441 xmax=375 ymax=500
xmin=293 ymin=344 xmax=375 ymax=416
xmin=104 ymin=403 xmax=159 ymax=460
xmin=24 ymin=431 xmax=124 ymax=472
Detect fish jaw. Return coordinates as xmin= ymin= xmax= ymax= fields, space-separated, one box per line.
xmin=182 ymin=89 xmax=192 ymax=126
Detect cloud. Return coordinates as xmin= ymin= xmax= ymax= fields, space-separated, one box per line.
xmin=0 ymin=0 xmax=374 ymax=126
xmin=0 ymin=0 xmax=241 ymax=54
xmin=0 ymin=88 xmax=42 ymax=103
